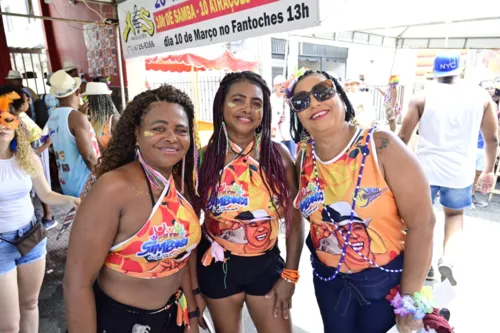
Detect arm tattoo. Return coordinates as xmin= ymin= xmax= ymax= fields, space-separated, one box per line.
xmin=377 ymin=136 xmax=390 ymax=151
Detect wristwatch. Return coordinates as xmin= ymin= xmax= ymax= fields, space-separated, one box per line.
xmin=188 ymin=308 xmax=200 ymax=319
xmin=192 ymin=287 xmax=201 ymax=296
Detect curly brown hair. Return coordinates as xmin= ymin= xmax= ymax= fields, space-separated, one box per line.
xmin=94 ymin=85 xmax=197 ymax=201
xmin=14 ymin=125 xmax=37 ymax=176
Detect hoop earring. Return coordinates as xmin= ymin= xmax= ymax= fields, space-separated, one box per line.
xmin=192 ymin=130 xmax=201 ymax=196
xmin=254 ymin=128 xmax=262 ymax=160
xmin=135 ymin=144 xmax=139 ymax=159
xmin=218 ymin=122 xmax=230 ymax=154
xmin=181 ymin=156 xmax=186 ymax=195
xmin=299 ymin=129 xmax=311 ymax=152
xmin=9 ymin=138 xmax=17 ymax=152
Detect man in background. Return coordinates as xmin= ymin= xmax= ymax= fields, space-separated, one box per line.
xmin=62 ymin=61 xmax=88 ymax=114
xmin=47 ymin=70 xmax=100 ymax=197
xmin=399 ymin=53 xmax=499 ymax=285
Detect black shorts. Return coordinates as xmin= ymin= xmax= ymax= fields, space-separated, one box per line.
xmin=92 ymin=283 xmax=183 ymax=333
xmin=197 ymin=236 xmax=285 ymax=299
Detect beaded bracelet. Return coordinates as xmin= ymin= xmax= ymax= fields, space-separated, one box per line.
xmin=281 ymin=269 xmax=300 ymax=284
xmin=386 ymin=285 xmax=434 ymax=320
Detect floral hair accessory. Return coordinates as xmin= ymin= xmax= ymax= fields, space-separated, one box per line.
xmin=0 ymin=111 xmax=20 ymax=130
xmin=0 ymin=92 xmax=20 ymax=112
xmin=282 ymin=67 xmax=309 ymax=99
xmin=389 ymin=75 xmax=400 ymax=87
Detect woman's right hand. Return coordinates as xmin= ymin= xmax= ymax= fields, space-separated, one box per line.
xmin=195 ymin=294 xmax=208 ymax=330
xmin=66 ymin=196 xmax=81 ymax=208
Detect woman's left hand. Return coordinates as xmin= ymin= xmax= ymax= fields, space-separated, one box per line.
xmin=396 ymin=314 xmax=424 ymax=333
xmin=265 ymin=278 xmax=295 ymax=320
xmin=184 ymin=318 xmax=200 ymax=333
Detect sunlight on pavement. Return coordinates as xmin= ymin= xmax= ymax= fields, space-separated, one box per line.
xmin=437 ymin=214 xmax=500 ymax=333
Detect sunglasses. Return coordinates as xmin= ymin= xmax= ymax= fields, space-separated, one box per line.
xmin=288 ymin=80 xmax=336 ymax=113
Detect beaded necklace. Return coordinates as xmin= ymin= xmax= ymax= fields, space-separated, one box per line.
xmin=310 ymin=127 xmax=403 ymax=282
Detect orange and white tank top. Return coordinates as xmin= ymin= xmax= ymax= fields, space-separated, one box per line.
xmin=98 ymin=115 xmax=113 ymax=149
xmin=105 ymin=173 xmax=201 ymax=279
xmin=294 ymin=127 xmax=406 ymax=274
xmin=203 ymin=141 xmax=281 ymax=259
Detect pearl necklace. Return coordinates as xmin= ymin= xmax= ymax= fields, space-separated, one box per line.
xmin=310 ymin=127 xmax=402 ymax=282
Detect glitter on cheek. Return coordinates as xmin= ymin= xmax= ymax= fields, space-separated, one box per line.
xmin=144 ymin=130 xmax=154 ymax=137
xmin=227 ymin=102 xmax=236 ymax=108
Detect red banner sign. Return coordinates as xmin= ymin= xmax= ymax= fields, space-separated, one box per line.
xmin=154 ymin=0 xmax=278 ymax=33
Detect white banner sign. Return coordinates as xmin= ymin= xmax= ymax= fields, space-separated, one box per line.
xmin=118 ymin=0 xmax=320 ymax=59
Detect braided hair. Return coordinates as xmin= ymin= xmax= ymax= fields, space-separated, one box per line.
xmin=289 ymin=71 xmax=355 ymax=143
xmin=88 ymin=94 xmax=118 ymax=138
xmin=94 ymin=85 xmax=197 ymax=203
xmin=199 ymin=72 xmax=292 ymax=231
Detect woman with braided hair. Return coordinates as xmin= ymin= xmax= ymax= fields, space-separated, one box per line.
xmin=287 ymin=70 xmax=434 ymax=333
xmin=196 ymin=71 xmax=304 ymax=333
xmin=64 ymin=85 xmax=202 ymax=333
xmin=82 ymin=82 xmax=120 ymax=150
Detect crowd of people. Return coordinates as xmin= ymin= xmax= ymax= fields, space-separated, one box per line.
xmin=0 ymin=52 xmax=498 ymax=333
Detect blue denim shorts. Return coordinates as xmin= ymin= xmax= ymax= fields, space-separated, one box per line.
xmin=430 ymin=185 xmax=473 ymax=210
xmin=0 ymin=217 xmax=47 ymax=276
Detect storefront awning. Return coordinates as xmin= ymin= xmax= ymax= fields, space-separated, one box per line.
xmin=145 ymin=49 xmax=259 ymax=72
xmin=298 ymin=0 xmax=500 ymax=49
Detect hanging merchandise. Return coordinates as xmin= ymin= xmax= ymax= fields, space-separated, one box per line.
xmin=83 ymin=25 xmax=119 ymax=78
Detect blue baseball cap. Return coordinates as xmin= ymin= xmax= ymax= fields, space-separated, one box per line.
xmin=434 ymin=53 xmax=462 ymax=78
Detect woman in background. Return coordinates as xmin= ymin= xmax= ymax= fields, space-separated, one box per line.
xmin=3 ymin=85 xmax=56 ymax=230
xmin=377 ymin=75 xmax=400 ymax=132
xmin=0 ymin=91 xmax=79 ymax=333
xmin=82 ymin=82 xmax=120 ymax=151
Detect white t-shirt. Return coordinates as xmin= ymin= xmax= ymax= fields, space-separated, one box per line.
xmin=416 ymin=82 xmax=486 ymax=188
xmin=0 ymin=157 xmax=34 ymax=233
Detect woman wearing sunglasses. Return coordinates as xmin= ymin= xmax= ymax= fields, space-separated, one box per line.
xmin=197 ymin=72 xmax=304 ymax=333
xmin=286 ymin=71 xmax=435 ymax=333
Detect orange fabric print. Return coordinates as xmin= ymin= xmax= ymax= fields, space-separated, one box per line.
xmin=204 ymin=142 xmax=280 ymax=258
xmin=295 ymin=128 xmax=405 ymax=273
xmin=105 ymin=177 xmax=201 ymax=279
xmin=0 ymin=111 xmax=20 ymax=130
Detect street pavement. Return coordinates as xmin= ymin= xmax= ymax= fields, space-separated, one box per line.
xmin=38 ymin=190 xmax=500 ymax=333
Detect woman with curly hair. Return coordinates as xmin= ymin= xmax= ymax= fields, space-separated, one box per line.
xmin=64 ymin=85 xmax=202 ymax=333
xmin=196 ymin=72 xmax=304 ymax=333
xmin=5 ymin=85 xmax=56 ymax=229
xmin=0 ymin=93 xmax=80 ymax=333
xmin=287 ymin=70 xmax=435 ymax=333
xmin=82 ymin=82 xmax=120 ymax=150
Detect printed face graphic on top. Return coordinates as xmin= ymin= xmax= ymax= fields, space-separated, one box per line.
xmin=312 ymin=201 xmax=388 ymax=272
